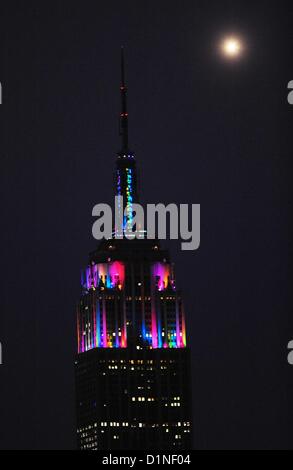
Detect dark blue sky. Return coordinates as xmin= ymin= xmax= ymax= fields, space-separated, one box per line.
xmin=0 ymin=1 xmax=293 ymax=449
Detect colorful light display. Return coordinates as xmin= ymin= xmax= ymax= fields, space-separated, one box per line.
xmin=126 ymin=167 xmax=133 ymax=229
xmin=77 ymin=258 xmax=186 ymax=353
xmin=84 ymin=261 xmax=125 ymax=290
xmin=152 ymin=262 xmax=171 ymax=291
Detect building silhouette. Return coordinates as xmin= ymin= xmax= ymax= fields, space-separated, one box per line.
xmin=75 ymin=49 xmax=193 ymax=450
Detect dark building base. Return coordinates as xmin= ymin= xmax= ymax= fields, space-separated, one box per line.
xmin=75 ymin=347 xmax=192 ymax=450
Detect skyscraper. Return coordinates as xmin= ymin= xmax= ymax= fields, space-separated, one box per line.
xmin=75 ymin=50 xmax=193 ymax=450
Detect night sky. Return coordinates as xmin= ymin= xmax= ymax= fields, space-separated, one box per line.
xmin=1 ymin=1 xmax=293 ymax=450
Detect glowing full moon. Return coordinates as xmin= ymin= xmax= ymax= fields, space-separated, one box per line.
xmin=221 ymin=37 xmax=243 ymax=58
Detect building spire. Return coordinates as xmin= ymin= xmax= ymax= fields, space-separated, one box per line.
xmin=120 ymin=46 xmax=129 ymax=153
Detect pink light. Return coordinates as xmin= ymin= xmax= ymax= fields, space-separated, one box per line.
xmin=84 ymin=262 xmax=125 ymax=290
xmin=102 ymin=297 xmax=107 ymax=348
xmin=151 ymin=294 xmax=158 ymax=348
xmin=152 ymin=262 xmax=170 ymax=291
xmin=121 ymin=300 xmax=127 ymax=348
xmin=151 ymin=312 xmax=158 ymax=348
xmin=176 ymin=300 xmax=181 ymax=348
xmin=93 ymin=264 xmax=98 ymax=288
xmin=182 ymin=305 xmax=187 ymax=347
xmin=94 ymin=262 xmax=125 ymax=289
xmin=108 ymin=261 xmax=125 ymax=288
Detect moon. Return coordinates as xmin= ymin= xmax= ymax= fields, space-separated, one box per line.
xmin=220 ymin=36 xmax=243 ymax=58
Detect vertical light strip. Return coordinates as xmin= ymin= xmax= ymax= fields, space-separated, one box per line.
xmin=115 ymin=296 xmax=119 ymax=348
xmin=121 ymin=296 xmax=127 ymax=348
xmin=96 ymin=299 xmax=101 ymax=348
xmin=92 ymin=294 xmax=96 ymax=349
xmin=102 ymin=296 xmax=107 ymax=348
xmin=181 ymin=303 xmax=187 ymax=347
xmin=151 ymin=289 xmax=158 ymax=348
xmin=157 ymin=297 xmax=163 ymax=348
xmin=176 ymin=296 xmax=181 ymax=348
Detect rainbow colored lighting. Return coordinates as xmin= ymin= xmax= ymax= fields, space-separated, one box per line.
xmin=77 ymin=260 xmax=187 ymax=353
xmin=78 ymin=261 xmax=127 ymax=352
xmin=146 ymin=262 xmax=186 ymax=350
xmin=84 ymin=261 xmax=125 ymax=290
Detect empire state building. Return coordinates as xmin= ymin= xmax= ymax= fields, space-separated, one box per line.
xmin=75 ymin=50 xmax=193 ymax=450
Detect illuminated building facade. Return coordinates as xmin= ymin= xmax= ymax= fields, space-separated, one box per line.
xmin=75 ymin=50 xmax=192 ymax=450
